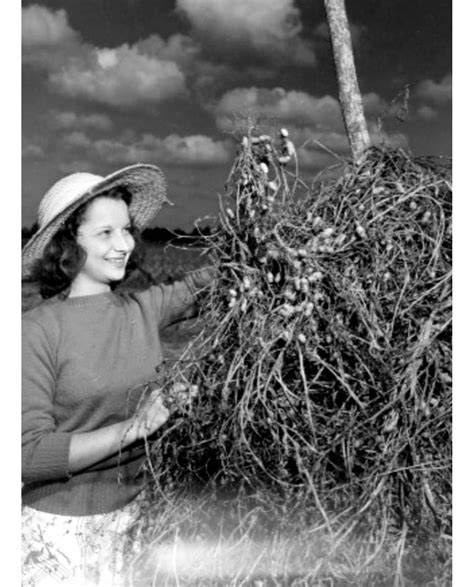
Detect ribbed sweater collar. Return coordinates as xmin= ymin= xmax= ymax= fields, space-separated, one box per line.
xmin=62 ymin=291 xmax=118 ymax=307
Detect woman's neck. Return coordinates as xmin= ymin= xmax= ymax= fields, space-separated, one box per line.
xmin=68 ymin=278 xmax=112 ymax=298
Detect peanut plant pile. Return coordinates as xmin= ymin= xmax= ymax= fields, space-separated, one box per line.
xmin=145 ymin=135 xmax=452 ymax=539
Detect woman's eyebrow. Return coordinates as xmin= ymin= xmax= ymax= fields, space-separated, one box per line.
xmin=95 ymin=222 xmax=132 ymax=230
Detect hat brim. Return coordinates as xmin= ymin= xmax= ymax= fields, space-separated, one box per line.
xmin=22 ymin=163 xmax=169 ymax=279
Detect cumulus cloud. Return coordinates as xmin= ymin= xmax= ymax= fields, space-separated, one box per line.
xmin=22 ymin=4 xmax=77 ymax=46
xmin=59 ymin=130 xmax=232 ymax=167
xmin=417 ymin=105 xmax=438 ymax=120
xmin=22 ymin=5 xmax=84 ymax=71
xmin=58 ymin=159 xmax=98 ymax=175
xmin=160 ymin=134 xmax=232 ymax=165
xmin=214 ymin=87 xmax=345 ymax=132
xmin=213 ymin=87 xmax=342 ymax=169
xmin=63 ymin=131 xmax=92 ymax=149
xmin=415 ymin=74 xmax=452 ymax=104
xmin=22 ymin=143 xmax=45 ymax=159
xmin=136 ymin=33 xmax=275 ymax=101
xmin=176 ymin=0 xmax=315 ymax=66
xmin=212 ymin=86 xmax=403 ymax=169
xmin=54 ymin=111 xmax=114 ymax=131
xmin=50 ymin=45 xmax=188 ymax=107
xmin=361 ymin=92 xmax=388 ymax=117
xmin=23 ymin=6 xmax=189 ymax=108
xmin=21 ymin=6 xmax=299 ymax=109
xmin=213 ymin=86 xmax=388 ymax=133
xmin=136 ymin=33 xmax=201 ymax=68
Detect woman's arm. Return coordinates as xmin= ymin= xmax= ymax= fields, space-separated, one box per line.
xmin=22 ymin=317 xmax=71 ymax=483
xmin=153 ymin=265 xmax=216 ymax=329
xmin=68 ymin=390 xmax=169 ymax=473
xmin=23 ymin=316 xmax=170 ymax=481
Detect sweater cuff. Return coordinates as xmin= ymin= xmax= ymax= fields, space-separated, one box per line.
xmin=22 ymin=432 xmax=73 ymax=483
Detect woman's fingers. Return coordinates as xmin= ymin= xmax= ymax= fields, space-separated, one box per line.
xmin=160 ymin=381 xmax=200 ymax=412
xmin=132 ymin=390 xmax=169 ymax=438
xmin=149 ymin=397 xmax=169 ymax=426
xmin=149 ymin=387 xmax=164 ymax=400
xmin=170 ymin=382 xmax=187 ymax=394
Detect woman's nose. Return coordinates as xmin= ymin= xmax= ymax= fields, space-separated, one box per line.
xmin=113 ymin=230 xmax=134 ymax=252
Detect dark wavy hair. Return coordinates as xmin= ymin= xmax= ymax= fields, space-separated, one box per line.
xmin=32 ymin=186 xmax=147 ymax=299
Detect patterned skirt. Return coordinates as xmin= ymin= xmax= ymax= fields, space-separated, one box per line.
xmin=22 ymin=494 xmax=144 ymax=587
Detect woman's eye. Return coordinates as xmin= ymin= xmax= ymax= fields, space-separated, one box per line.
xmin=100 ymin=230 xmax=112 ymax=237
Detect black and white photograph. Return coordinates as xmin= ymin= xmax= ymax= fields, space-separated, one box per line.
xmin=20 ymin=1 xmax=453 ymax=585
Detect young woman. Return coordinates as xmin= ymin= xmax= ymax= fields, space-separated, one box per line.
xmin=21 ymin=164 xmax=214 ymax=585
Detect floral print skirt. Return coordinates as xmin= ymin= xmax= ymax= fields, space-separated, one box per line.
xmin=22 ymin=494 xmax=144 ymax=586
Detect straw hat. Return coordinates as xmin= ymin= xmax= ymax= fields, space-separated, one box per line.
xmin=22 ymin=163 xmax=169 ymax=278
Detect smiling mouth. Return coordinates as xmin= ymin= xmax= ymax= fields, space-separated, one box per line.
xmin=106 ymin=258 xmax=127 ymax=266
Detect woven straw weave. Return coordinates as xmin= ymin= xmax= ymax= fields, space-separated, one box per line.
xmin=22 ymin=163 xmax=169 ymax=278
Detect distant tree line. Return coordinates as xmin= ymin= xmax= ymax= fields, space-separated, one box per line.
xmin=141 ymin=225 xmax=214 ymax=245
xmin=22 ymin=222 xmax=214 ymax=248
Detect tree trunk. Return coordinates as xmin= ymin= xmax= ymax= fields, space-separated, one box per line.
xmin=323 ymin=0 xmax=370 ymax=164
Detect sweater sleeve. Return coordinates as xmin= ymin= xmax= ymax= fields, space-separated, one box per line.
xmin=22 ymin=316 xmax=72 ymax=483
xmin=153 ymin=265 xmax=215 ymax=329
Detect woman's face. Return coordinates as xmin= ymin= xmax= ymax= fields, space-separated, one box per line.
xmin=69 ymin=196 xmax=135 ymax=297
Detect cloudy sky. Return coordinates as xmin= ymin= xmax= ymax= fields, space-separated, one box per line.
xmin=22 ymin=0 xmax=452 ymax=231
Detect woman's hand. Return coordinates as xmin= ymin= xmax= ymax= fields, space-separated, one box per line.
xmin=124 ymin=388 xmax=170 ymax=444
xmin=188 ymin=264 xmax=217 ymax=291
xmin=67 ymin=389 xmax=169 ymax=474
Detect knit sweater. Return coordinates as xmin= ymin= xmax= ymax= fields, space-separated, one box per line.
xmin=22 ymin=268 xmax=211 ymax=516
